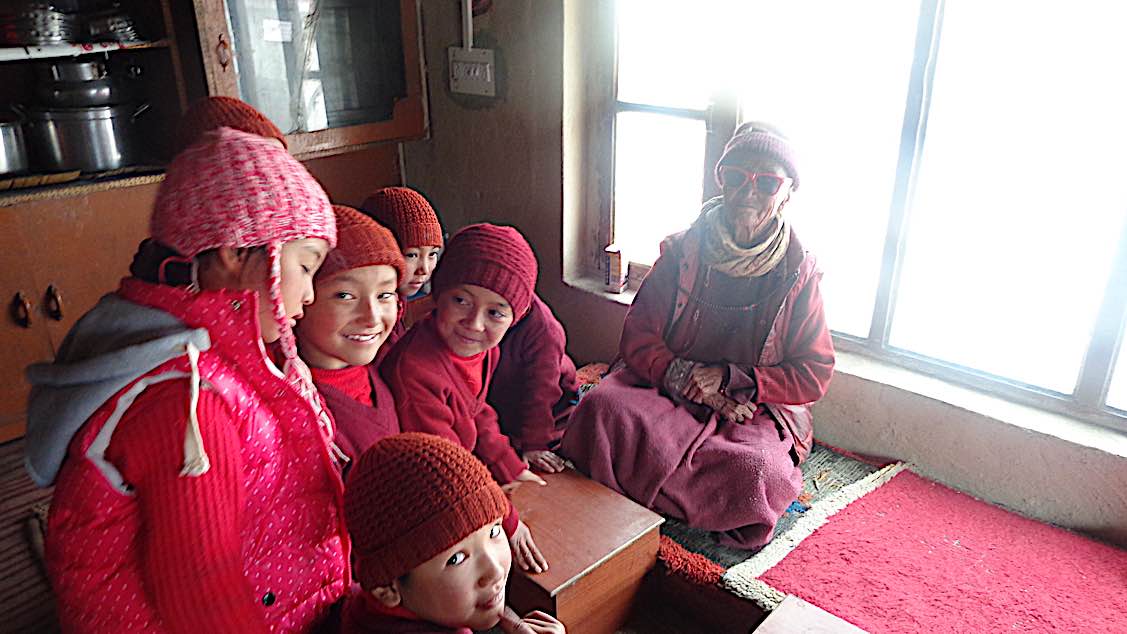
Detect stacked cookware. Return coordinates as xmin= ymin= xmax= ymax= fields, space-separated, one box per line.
xmin=1 ymin=2 xmax=150 ymax=177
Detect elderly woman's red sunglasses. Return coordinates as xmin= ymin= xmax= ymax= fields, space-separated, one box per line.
xmin=717 ymin=166 xmax=789 ymax=195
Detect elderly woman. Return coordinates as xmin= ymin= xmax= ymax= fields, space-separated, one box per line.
xmin=561 ymin=123 xmax=834 ymax=549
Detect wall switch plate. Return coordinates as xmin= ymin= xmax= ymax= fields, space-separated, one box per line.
xmin=449 ymin=46 xmax=496 ymax=97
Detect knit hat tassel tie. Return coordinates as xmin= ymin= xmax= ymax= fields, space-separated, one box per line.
xmin=180 ymin=340 xmax=211 ymax=477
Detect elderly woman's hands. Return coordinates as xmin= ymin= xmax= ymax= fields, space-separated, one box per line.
xmin=683 ymin=365 xmax=727 ymax=404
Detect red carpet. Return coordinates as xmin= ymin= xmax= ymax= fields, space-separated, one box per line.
xmin=756 ymin=471 xmax=1127 ymax=633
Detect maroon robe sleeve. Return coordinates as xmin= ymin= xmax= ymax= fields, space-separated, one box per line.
xmin=723 ymin=264 xmax=834 ymax=406
xmin=619 ymin=243 xmax=682 ymax=386
xmin=500 ymin=303 xmax=570 ymax=451
xmin=385 ymin=358 xmax=465 ymax=448
xmin=472 ymin=402 xmax=527 ymax=485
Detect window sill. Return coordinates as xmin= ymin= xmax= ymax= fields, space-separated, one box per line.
xmin=831 ymin=349 xmax=1127 ymax=460
xmin=563 ymin=272 xmax=637 ymax=307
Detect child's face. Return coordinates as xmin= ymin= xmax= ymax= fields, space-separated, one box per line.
xmin=295 ymin=264 xmax=399 ymax=369
xmin=396 ymin=519 xmax=511 ymax=630
xmin=434 ymin=284 xmax=515 ymax=357
xmin=253 ymin=238 xmax=328 ymax=343
xmin=400 ymin=245 xmax=441 ymax=296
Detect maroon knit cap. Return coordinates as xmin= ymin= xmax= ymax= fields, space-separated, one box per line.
xmin=431 ymin=223 xmax=538 ymax=318
xmin=716 ymin=122 xmax=800 ymax=190
xmin=318 ymin=205 xmax=407 ymax=283
xmin=344 ymin=433 xmax=509 ymax=588
xmin=174 ymin=96 xmax=287 ymax=155
xmin=360 ymin=187 xmax=444 ymax=249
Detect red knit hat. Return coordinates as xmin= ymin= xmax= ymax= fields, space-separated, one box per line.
xmin=360 ymin=187 xmax=444 ymax=249
xmin=174 ymin=96 xmax=287 ymax=155
xmin=431 ymin=223 xmax=538 ymax=318
xmin=345 ymin=433 xmax=509 ymax=588
xmin=152 ymin=127 xmax=335 ymax=421
xmin=717 ymin=121 xmax=800 ymax=190
xmin=318 ymin=205 xmax=407 ymax=283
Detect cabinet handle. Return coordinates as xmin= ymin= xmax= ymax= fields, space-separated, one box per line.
xmin=10 ymin=292 xmax=32 ymax=328
xmin=216 ymin=33 xmax=231 ymax=72
xmin=45 ymin=285 xmax=63 ymax=321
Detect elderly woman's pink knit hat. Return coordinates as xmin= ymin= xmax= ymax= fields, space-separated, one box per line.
xmin=151 ymin=127 xmax=336 ymax=408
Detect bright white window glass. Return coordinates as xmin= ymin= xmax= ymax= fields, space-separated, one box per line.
xmin=1109 ymin=343 xmax=1127 ymax=411
xmin=728 ymin=1 xmax=919 ymax=336
xmin=889 ymin=3 xmax=1127 ymax=393
xmin=615 ymin=0 xmax=718 ymax=111
xmin=613 ymin=111 xmax=706 ymax=265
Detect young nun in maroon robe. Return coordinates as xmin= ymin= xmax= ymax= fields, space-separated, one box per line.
xmin=561 ymin=123 xmax=835 ymax=549
xmin=382 ymin=223 xmax=552 ymax=574
xmin=295 ymin=205 xmax=406 ymax=469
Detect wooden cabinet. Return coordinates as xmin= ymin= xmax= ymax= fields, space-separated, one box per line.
xmin=190 ymin=0 xmax=427 ymax=158
xmin=0 ymin=180 xmax=157 ymax=442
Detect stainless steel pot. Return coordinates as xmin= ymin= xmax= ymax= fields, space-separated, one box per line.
xmin=23 ymin=103 xmax=150 ymax=173
xmin=0 ymin=113 xmax=29 ymax=176
xmin=32 ymin=60 xmax=141 ymax=107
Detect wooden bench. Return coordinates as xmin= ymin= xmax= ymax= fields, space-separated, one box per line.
xmin=507 ymin=469 xmax=663 ymax=634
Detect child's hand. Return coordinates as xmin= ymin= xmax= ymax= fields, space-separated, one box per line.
xmin=500 ymin=608 xmax=566 ymax=634
xmin=523 ymin=450 xmax=566 ymax=473
xmin=501 ymin=469 xmax=546 ymax=494
xmin=509 ymin=520 xmax=549 ymax=573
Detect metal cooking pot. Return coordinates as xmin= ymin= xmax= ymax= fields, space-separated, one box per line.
xmin=32 ymin=60 xmax=141 ymax=107
xmin=0 ymin=112 xmax=29 ymax=176
xmin=22 ymin=102 xmax=150 ymax=173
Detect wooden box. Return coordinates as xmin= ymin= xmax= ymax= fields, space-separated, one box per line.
xmin=507 ymin=469 xmax=663 ymax=634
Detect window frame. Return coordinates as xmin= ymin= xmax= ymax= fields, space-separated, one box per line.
xmin=602 ymin=0 xmax=1127 ymax=432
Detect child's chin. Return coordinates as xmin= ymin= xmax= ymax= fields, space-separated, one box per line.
xmin=466 ymin=607 xmax=505 ymax=631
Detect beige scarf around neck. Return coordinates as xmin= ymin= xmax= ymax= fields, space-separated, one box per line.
xmin=700 ymin=199 xmax=790 ymax=278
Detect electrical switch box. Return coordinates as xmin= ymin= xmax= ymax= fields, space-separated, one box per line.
xmin=449 ymin=46 xmax=496 ymax=97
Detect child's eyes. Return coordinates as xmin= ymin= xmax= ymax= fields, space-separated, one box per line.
xmin=489 ymin=523 xmax=503 ymax=539
xmin=301 ymin=265 xmax=312 ymax=274
xmin=446 ymin=551 xmax=467 ymax=566
xmin=489 ymin=309 xmax=508 ymax=320
xmin=427 ymin=251 xmax=439 ymax=259
xmin=405 ymin=253 xmax=418 ymax=260
xmin=335 ymin=291 xmax=355 ymax=300
xmin=377 ymin=292 xmax=396 ymax=301
xmin=453 ymin=296 xmax=468 ymax=305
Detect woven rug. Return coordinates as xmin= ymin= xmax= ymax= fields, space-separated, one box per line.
xmin=722 ymin=467 xmax=1127 ymax=632
xmin=659 ymin=443 xmax=883 ymax=569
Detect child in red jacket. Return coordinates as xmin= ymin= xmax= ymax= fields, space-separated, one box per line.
xmin=381 ymin=224 xmax=549 ymax=574
xmin=342 ymin=433 xmax=565 ymax=634
xmin=295 ymin=205 xmax=406 ymax=467
xmin=361 ymin=187 xmax=444 ymax=349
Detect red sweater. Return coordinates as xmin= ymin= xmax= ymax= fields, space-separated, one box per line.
xmin=310 ymin=364 xmax=400 ymax=473
xmin=381 ymin=317 xmax=526 ymax=484
xmin=489 ymin=295 xmax=579 ymax=452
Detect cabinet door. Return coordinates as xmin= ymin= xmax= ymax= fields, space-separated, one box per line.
xmin=192 ymin=0 xmax=426 ymax=157
xmin=23 ymin=185 xmax=156 ymax=346
xmin=0 ymin=208 xmax=55 ymax=442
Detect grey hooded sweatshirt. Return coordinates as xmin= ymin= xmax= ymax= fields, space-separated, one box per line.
xmin=24 ymin=292 xmax=211 ymax=487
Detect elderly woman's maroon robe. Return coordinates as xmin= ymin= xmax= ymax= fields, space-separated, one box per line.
xmin=561 ymin=224 xmax=834 ymax=549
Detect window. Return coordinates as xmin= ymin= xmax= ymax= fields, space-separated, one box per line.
xmin=610 ymin=0 xmax=1127 ymax=430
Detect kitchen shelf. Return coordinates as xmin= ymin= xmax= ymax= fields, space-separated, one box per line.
xmin=0 ymin=171 xmax=164 ymax=208
xmin=0 ymin=39 xmax=169 ymax=63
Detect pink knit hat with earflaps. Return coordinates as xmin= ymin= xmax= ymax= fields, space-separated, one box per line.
xmin=152 ymin=127 xmax=339 ymax=474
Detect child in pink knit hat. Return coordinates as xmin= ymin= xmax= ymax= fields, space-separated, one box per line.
xmin=381 ymin=223 xmax=550 ymax=575
xmin=25 ymin=127 xmax=349 ymax=633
